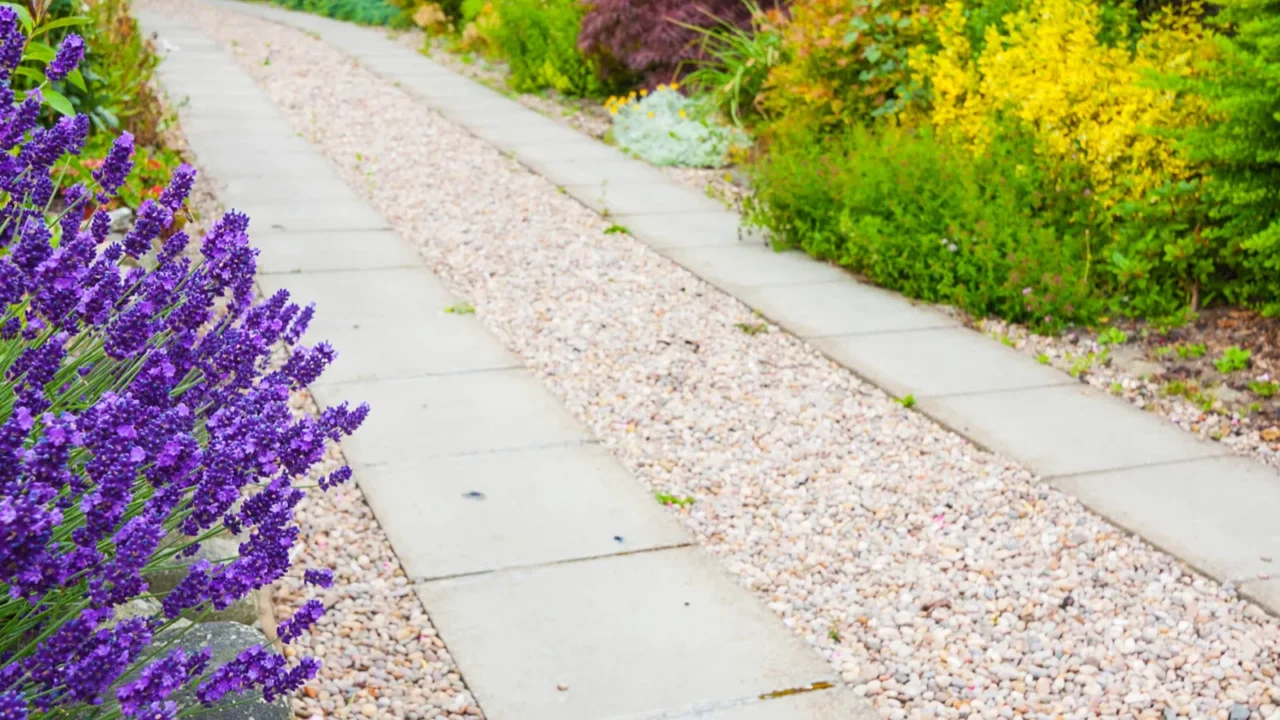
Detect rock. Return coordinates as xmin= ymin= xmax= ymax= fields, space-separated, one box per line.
xmin=114 ymin=597 xmax=162 ymax=623
xmin=159 ymin=622 xmax=291 ymax=720
xmin=108 ymin=206 xmax=134 ymax=232
xmin=146 ymin=535 xmax=260 ymax=625
xmin=1207 ymin=384 xmax=1247 ymax=406
xmin=1229 ymin=703 xmax=1250 ymax=720
xmin=1109 ymin=346 xmax=1166 ymax=379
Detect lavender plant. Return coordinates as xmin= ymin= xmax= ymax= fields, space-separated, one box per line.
xmin=0 ymin=9 xmax=366 ymax=719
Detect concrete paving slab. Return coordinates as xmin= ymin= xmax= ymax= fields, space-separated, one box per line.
xmin=565 ymin=182 xmax=723 ymax=216
xmin=662 ymin=245 xmax=849 ymax=290
xmin=437 ymin=101 xmax=545 ymax=128
xmin=254 ymin=229 xmax=422 ymax=274
xmin=392 ymin=72 xmax=510 ymax=103
xmin=178 ymin=112 xmax=297 ymax=140
xmin=357 ymin=445 xmax=690 ymax=581
xmin=219 ymin=173 xmax=355 ymax=203
xmin=259 ymin=268 xmax=520 ymax=383
xmin=260 ymin=265 xmax=453 ymax=322
xmin=468 ymin=118 xmax=590 ymax=151
xmin=519 ymin=157 xmax=669 ymax=188
xmin=811 ymin=327 xmax=1074 ymax=399
xmin=1239 ymin=577 xmax=1280 ymax=616
xmin=918 ymin=384 xmax=1229 ymax=478
xmin=617 ymin=210 xmax=763 ymax=250
xmin=667 ymin=688 xmax=875 ymax=720
xmin=310 ymin=370 xmax=589 ymax=468
xmin=733 ymin=279 xmax=957 ymax=339
xmin=228 ymin=198 xmax=391 ymax=232
xmin=415 ymin=547 xmax=837 ymax=720
xmin=182 ymin=125 xmax=313 ymax=154
xmin=512 ymin=138 xmax=631 ymax=164
xmin=191 ymin=151 xmax=339 ymax=184
xmin=1054 ymin=456 xmax=1280 ymax=590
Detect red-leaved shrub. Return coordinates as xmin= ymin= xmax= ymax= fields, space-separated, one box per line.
xmin=578 ymin=0 xmax=786 ymax=88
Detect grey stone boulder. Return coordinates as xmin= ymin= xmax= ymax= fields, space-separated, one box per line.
xmin=159 ymin=622 xmax=291 ymax=720
xmin=146 ymin=535 xmax=260 ymax=626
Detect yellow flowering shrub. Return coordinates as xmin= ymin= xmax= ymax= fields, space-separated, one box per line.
xmin=762 ymin=0 xmax=934 ymax=132
xmin=912 ymin=0 xmax=1215 ymax=203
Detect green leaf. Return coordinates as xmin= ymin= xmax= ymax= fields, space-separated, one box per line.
xmin=13 ymin=65 xmax=43 ymax=83
xmin=0 ymin=3 xmax=33 ymax=33
xmin=66 ymin=67 xmax=85 ymax=91
xmin=43 ymin=88 xmax=74 ymax=116
xmin=25 ymin=41 xmax=56 ymax=63
xmin=33 ymin=15 xmax=91 ymax=37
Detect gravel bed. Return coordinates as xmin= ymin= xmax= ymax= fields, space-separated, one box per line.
xmin=148 ymin=3 xmax=1280 ymax=718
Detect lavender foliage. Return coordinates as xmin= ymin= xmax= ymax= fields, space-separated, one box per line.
xmin=0 ymin=12 xmax=366 ymax=718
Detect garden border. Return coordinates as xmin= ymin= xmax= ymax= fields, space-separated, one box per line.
xmin=213 ymin=0 xmax=1280 ymax=618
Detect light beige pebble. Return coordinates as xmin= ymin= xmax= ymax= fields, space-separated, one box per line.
xmin=141 ymin=1 xmax=1280 ymax=719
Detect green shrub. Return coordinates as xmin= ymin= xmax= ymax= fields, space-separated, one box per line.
xmin=608 ymin=87 xmax=746 ymax=167
xmin=273 ymin=0 xmax=398 ymax=25
xmin=681 ymin=2 xmax=786 ymax=127
xmin=1176 ymin=0 xmax=1280 ymax=314
xmin=746 ymin=122 xmax=1103 ymax=328
xmin=490 ymin=0 xmax=602 ymax=96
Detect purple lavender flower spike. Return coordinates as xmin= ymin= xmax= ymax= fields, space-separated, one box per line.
xmin=137 ymin=701 xmax=178 ymax=720
xmin=319 ymin=466 xmax=352 ymax=491
xmin=304 ymin=568 xmax=334 ymax=588
xmin=92 ymin=131 xmax=134 ymax=197
xmin=276 ymin=599 xmax=325 ymax=644
xmin=115 ymin=648 xmax=207 ymax=716
xmin=0 ymin=90 xmax=40 ymax=151
xmin=0 ymin=12 xmax=22 ymax=74
xmin=121 ymin=199 xmax=172 ymax=257
xmin=89 ymin=209 xmax=110 ymax=242
xmin=158 ymin=163 xmax=196 ymax=211
xmin=45 ymin=34 xmax=84 ymax=81
xmin=0 ymin=691 xmax=26 ymax=720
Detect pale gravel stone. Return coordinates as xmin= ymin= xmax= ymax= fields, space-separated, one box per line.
xmin=146 ymin=2 xmax=1280 ymax=718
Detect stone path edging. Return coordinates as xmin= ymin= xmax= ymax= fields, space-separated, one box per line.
xmin=211 ymin=0 xmax=1280 ymax=616
xmin=138 ymin=9 xmax=877 ymax=720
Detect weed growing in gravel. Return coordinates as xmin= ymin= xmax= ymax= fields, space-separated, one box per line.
xmin=1110 ymin=381 xmax=1124 ymax=395
xmin=1215 ymin=346 xmax=1252 ymax=373
xmin=445 ymin=302 xmax=476 ymax=314
xmin=1037 ymin=353 xmax=1051 ymax=365
xmin=1097 ymin=327 xmax=1129 ymax=346
xmin=604 ymin=223 xmax=630 ymax=234
xmin=828 ymin=629 xmax=841 ymax=642
xmin=1249 ymin=380 xmax=1279 ymax=398
xmin=1177 ymin=342 xmax=1208 ymax=359
xmin=655 ymin=492 xmax=695 ymax=507
xmin=735 ymin=321 xmax=767 ymax=335
xmin=896 ymin=394 xmax=917 ymax=409
xmin=1068 ymin=353 xmax=1097 ymax=378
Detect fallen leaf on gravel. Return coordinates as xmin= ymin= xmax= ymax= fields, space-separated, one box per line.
xmin=1262 ymin=427 xmax=1280 ymax=441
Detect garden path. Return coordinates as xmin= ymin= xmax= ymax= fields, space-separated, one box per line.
xmin=139 ymin=2 xmax=1280 ymax=718
xmin=137 ymin=7 xmax=874 ymax=720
